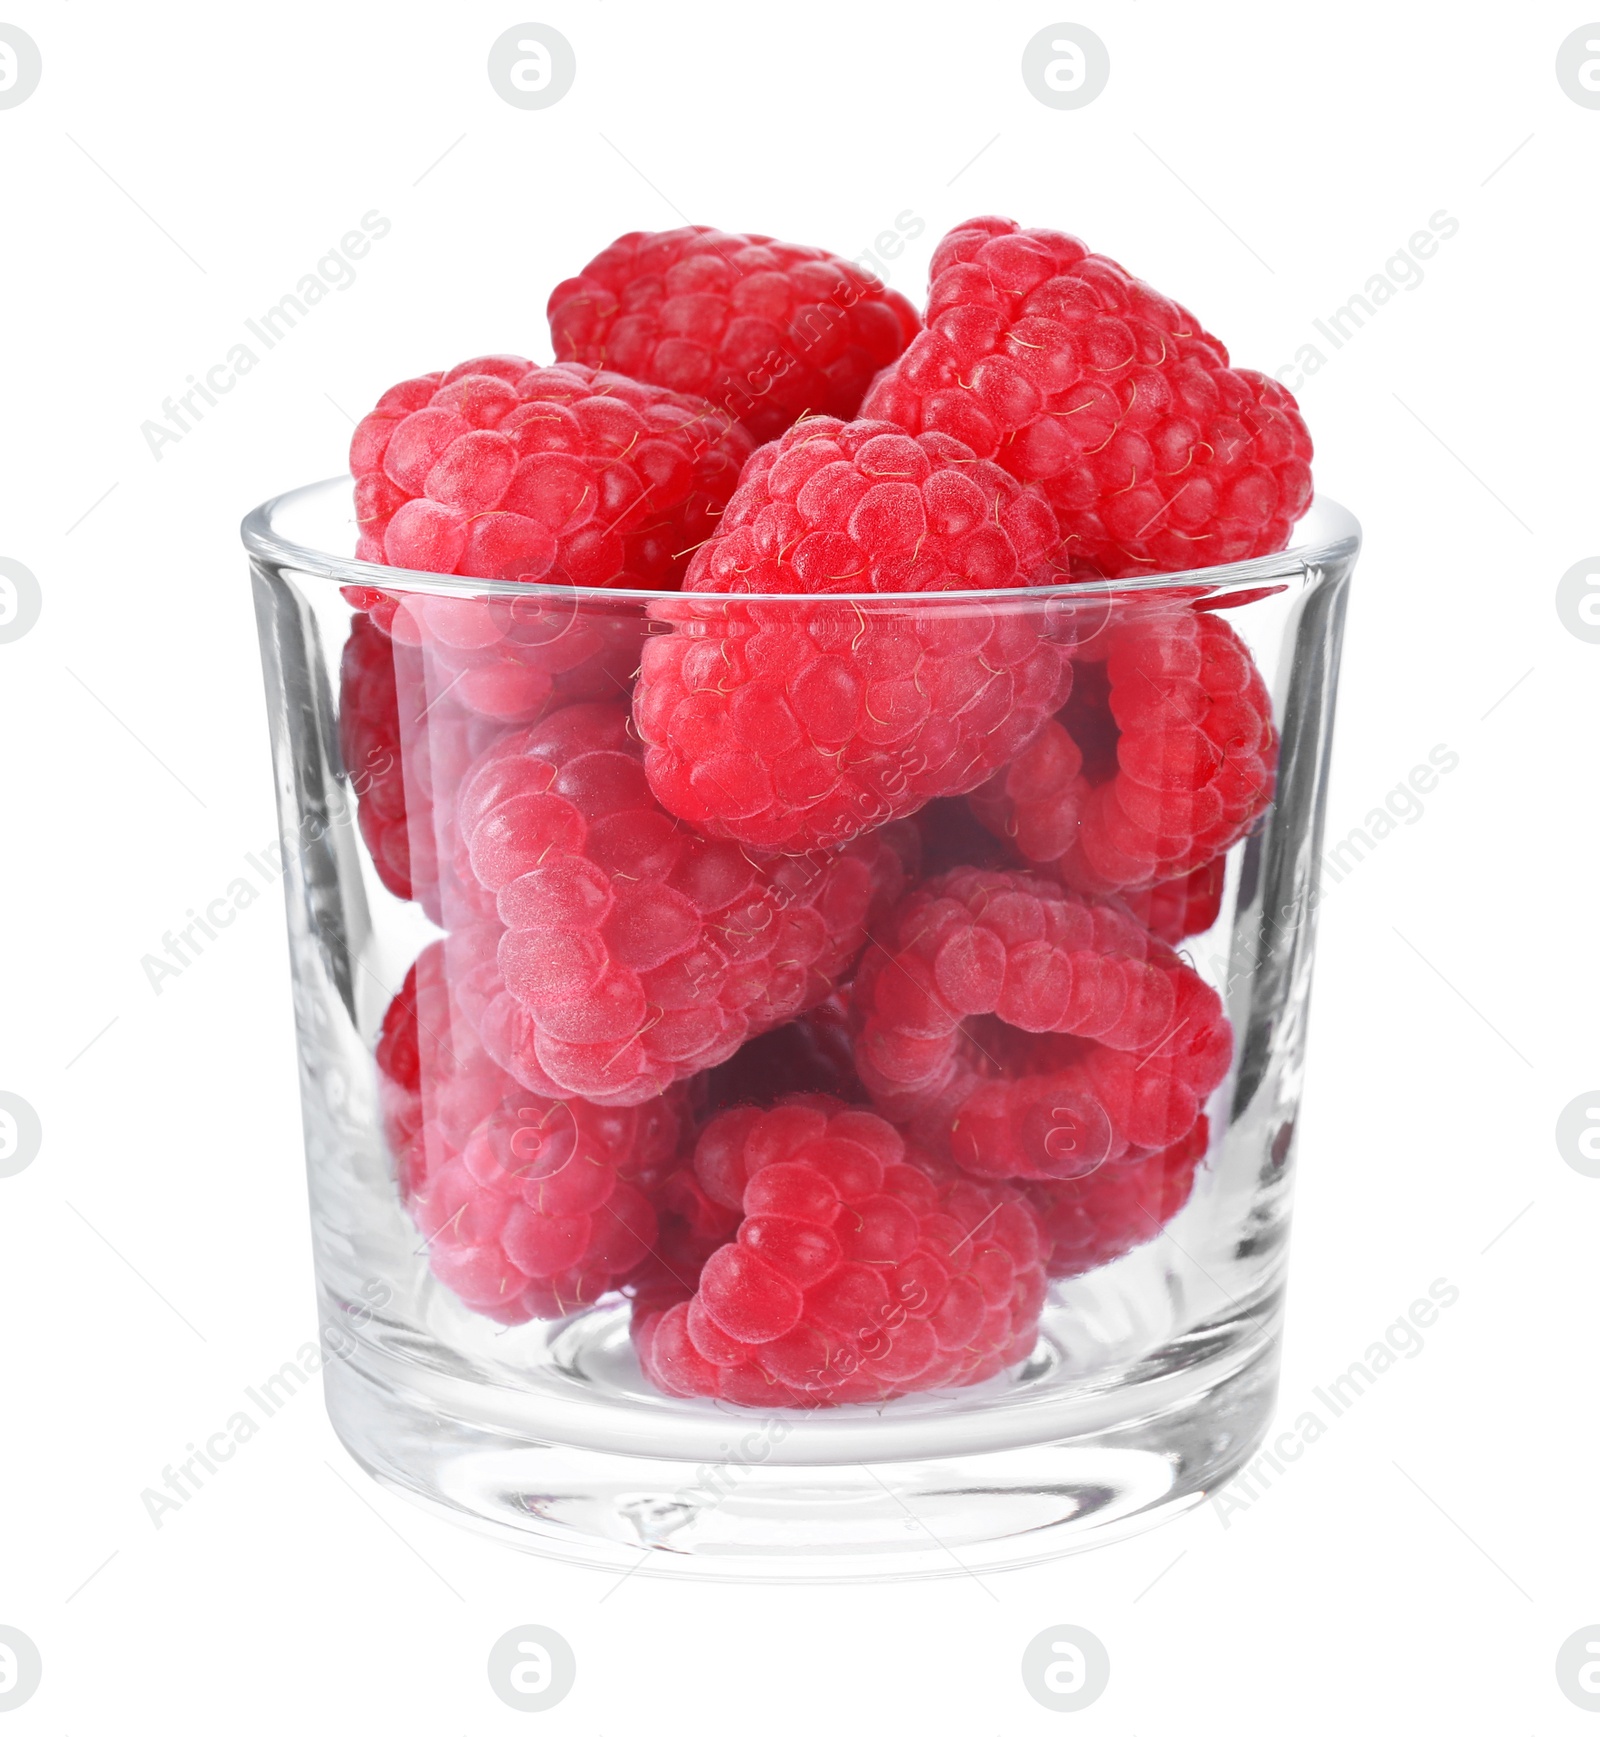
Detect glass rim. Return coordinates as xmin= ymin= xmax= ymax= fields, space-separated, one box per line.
xmin=241 ymin=475 xmax=1361 ymax=607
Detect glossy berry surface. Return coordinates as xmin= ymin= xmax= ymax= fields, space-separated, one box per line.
xmin=863 ymin=217 xmax=1313 ymax=576
xmin=349 ymin=355 xmax=753 ymax=590
xmin=631 ymin=1098 xmax=1048 ymax=1406
xmin=455 ymin=701 xmax=915 ymax=1106
xmin=852 ymin=868 xmax=1232 ymax=1179
xmin=632 ymin=417 xmax=1072 ymax=853
xmin=549 ymin=228 xmax=921 ymax=441
xmin=969 ymin=608 xmax=1277 ymax=894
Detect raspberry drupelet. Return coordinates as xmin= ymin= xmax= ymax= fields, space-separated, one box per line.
xmin=863 ymin=217 xmax=1313 ymax=577
xmin=349 ymin=354 xmax=753 ymax=590
xmin=549 ymin=227 xmax=921 ymax=442
xmin=851 ymin=868 xmax=1232 ymax=1181
xmin=630 ymin=1097 xmax=1049 ymax=1406
xmin=631 ymin=416 xmax=1074 ymax=854
xmin=968 ymin=607 xmax=1277 ymax=895
xmin=454 ymin=700 xmax=916 ymax=1107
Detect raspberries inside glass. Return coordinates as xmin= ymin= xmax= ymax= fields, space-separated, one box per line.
xmin=631 ymin=1098 xmax=1048 ymax=1407
xmin=343 ymin=214 xmax=1313 ymax=1406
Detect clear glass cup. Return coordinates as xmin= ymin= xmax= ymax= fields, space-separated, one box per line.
xmin=243 ymin=477 xmax=1357 ymax=1579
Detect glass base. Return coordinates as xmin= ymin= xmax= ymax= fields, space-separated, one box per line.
xmin=322 ymin=1299 xmax=1280 ymax=1581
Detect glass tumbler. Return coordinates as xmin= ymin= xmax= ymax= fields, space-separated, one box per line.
xmin=244 ymin=478 xmax=1357 ymax=1578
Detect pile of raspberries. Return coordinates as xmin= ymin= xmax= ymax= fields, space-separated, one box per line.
xmin=344 ymin=217 xmax=1309 ymax=1410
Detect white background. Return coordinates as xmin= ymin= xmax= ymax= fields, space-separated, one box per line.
xmin=2 ymin=1 xmax=1595 ymax=1729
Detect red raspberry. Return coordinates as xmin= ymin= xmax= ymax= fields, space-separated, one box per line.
xmin=375 ymin=939 xmax=523 ymax=1200
xmin=339 ymin=615 xmax=515 ymax=923
xmin=627 ymin=1136 xmax=749 ymax=1334
xmin=852 ymin=868 xmax=1232 ymax=1180
xmin=863 ymin=217 xmax=1313 ymax=577
xmin=628 ymin=1218 xmax=721 ymax=1383
xmin=548 ymin=227 xmax=921 ymax=442
xmin=631 ymin=416 xmax=1072 ymax=853
xmin=348 ymin=354 xmax=753 ymax=590
xmin=455 ymin=701 xmax=915 ymax=1106
xmin=1027 ymin=1115 xmax=1208 ymax=1279
xmin=338 ymin=596 xmax=652 ymax=923
xmin=340 ymin=611 xmax=414 ymax=903
xmin=912 ymin=797 xmax=1227 ymax=942
xmin=626 ymin=1213 xmax=728 ymax=1340
xmin=376 ymin=962 xmax=432 ymax=1196
xmin=379 ymin=591 xmax=644 ymax=729
xmin=632 ymin=1098 xmax=1048 ymax=1407
xmin=968 ymin=608 xmax=1277 ymax=894
xmin=409 ymin=1083 xmax=685 ymax=1324
xmin=647 ymin=1161 xmax=744 ymax=1262
xmin=625 ymin=1123 xmax=757 ymax=1361
xmin=680 ymin=418 xmax=1068 ymax=595
xmin=630 ymin=995 xmax=872 ymax=1340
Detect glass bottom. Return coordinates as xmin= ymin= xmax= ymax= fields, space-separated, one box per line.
xmin=322 ymin=1294 xmax=1280 ymax=1581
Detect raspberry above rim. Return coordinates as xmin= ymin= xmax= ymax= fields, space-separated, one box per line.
xmin=243 ymin=477 xmax=1360 ymax=608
